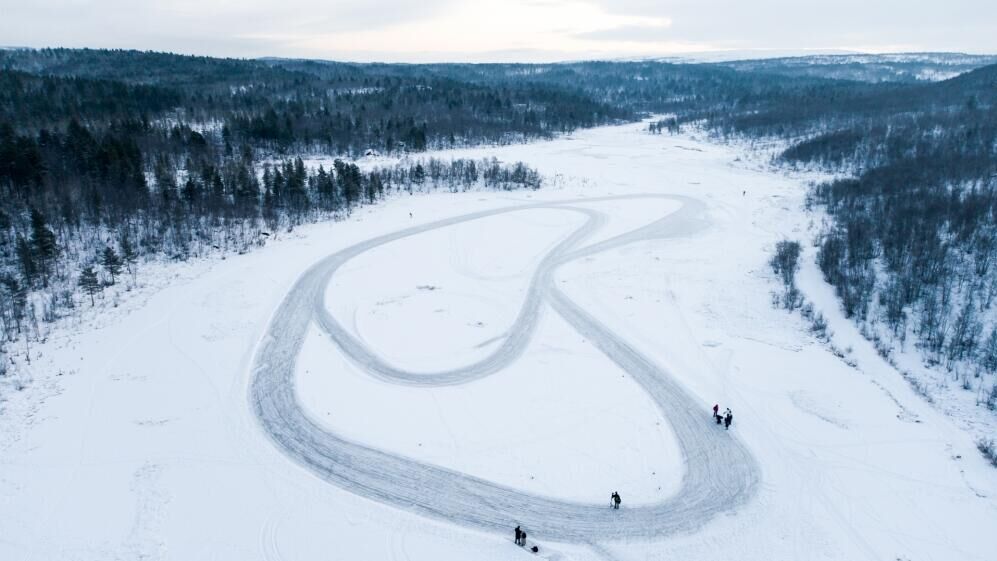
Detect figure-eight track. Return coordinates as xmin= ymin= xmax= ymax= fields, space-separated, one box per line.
xmin=250 ymin=194 xmax=759 ymax=542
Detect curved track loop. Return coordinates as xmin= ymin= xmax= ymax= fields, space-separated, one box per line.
xmin=250 ymin=194 xmax=759 ymax=542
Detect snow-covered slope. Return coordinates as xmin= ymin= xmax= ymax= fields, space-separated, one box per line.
xmin=1 ymin=122 xmax=995 ymax=561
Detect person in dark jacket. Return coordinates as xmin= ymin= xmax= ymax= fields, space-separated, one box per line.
xmin=724 ymin=409 xmax=733 ymax=430
xmin=613 ymin=492 xmax=622 ymax=509
xmin=515 ymin=525 xmax=522 ymax=545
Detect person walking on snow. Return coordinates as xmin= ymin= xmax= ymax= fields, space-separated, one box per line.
xmin=712 ymin=403 xmax=719 ymax=420
xmin=724 ymin=409 xmax=733 ymax=430
xmin=515 ymin=525 xmax=522 ymax=545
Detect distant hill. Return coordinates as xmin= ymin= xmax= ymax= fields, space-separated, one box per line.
xmin=716 ymin=52 xmax=997 ymax=82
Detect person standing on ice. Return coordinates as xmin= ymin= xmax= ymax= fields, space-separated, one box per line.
xmin=515 ymin=525 xmax=522 ymax=545
xmin=712 ymin=403 xmax=719 ymax=419
xmin=613 ymin=492 xmax=622 ymax=509
xmin=724 ymin=409 xmax=733 ymax=430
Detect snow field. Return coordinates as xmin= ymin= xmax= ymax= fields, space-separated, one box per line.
xmin=325 ymin=208 xmax=585 ymax=371
xmin=1 ymin=120 xmax=995 ymax=561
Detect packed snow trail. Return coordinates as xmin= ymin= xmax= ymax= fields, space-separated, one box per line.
xmin=250 ymin=194 xmax=760 ymax=542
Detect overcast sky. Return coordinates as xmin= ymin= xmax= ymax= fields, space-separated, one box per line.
xmin=2 ymin=0 xmax=995 ymax=62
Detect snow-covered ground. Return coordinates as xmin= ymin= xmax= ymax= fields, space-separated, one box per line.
xmin=1 ymin=121 xmax=995 ymax=561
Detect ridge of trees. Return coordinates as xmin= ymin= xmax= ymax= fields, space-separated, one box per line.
xmin=687 ymin=59 xmax=997 ymax=392
xmin=0 ymin=143 xmax=542 ymax=382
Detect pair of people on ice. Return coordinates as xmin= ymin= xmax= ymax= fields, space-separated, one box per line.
xmin=514 ymin=525 xmax=527 ymax=546
xmin=713 ymin=404 xmax=734 ymax=430
xmin=514 ymin=526 xmax=539 ymax=552
xmin=610 ymin=491 xmax=622 ymax=509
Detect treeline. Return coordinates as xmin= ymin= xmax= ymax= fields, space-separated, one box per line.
xmin=3 ymin=49 xmax=868 ymax=153
xmin=382 ymin=60 xmax=841 ymax=125
xmin=717 ymin=53 xmax=997 ymax=84
xmin=811 ymin=149 xmax=997 ymax=371
xmin=0 ymin=151 xmax=541 ymax=375
xmin=0 ymin=49 xmax=629 ymax=155
xmin=697 ymin=60 xmax=997 ymax=381
xmin=807 ymin=70 xmax=997 ymax=379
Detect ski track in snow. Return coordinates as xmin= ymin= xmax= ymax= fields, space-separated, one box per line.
xmin=249 ymin=194 xmax=760 ymax=542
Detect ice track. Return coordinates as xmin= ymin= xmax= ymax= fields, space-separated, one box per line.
xmin=250 ymin=194 xmax=760 ymax=542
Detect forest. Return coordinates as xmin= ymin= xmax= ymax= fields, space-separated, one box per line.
xmin=1 ymin=47 xmax=996 ymax=393
xmin=702 ymin=62 xmax=997 ymax=388
xmin=0 ymin=49 xmax=564 ymax=375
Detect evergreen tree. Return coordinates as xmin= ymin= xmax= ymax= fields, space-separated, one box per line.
xmin=15 ymin=234 xmax=36 ymax=285
xmin=314 ymin=166 xmax=338 ymax=211
xmin=119 ymin=234 xmax=138 ymax=275
xmin=78 ymin=266 xmax=101 ymax=306
xmin=367 ymin=173 xmax=383 ymax=203
xmin=334 ymin=160 xmax=362 ymax=206
xmin=182 ymin=177 xmax=200 ymax=207
xmin=262 ymin=187 xmax=278 ymax=231
xmin=0 ymin=210 xmax=11 ymax=245
xmin=982 ymin=328 xmax=997 ymax=375
xmin=411 ymin=163 xmax=426 ymax=185
xmin=102 ymin=246 xmax=124 ymax=285
xmin=1 ymin=273 xmax=28 ymax=335
xmin=29 ymin=208 xmax=59 ymax=282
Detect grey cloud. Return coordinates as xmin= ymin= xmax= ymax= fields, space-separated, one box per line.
xmin=0 ymin=0 xmax=458 ymax=58
xmin=1 ymin=0 xmax=995 ymax=61
xmin=589 ymin=0 xmax=997 ymax=52
xmin=574 ymin=25 xmax=675 ymax=43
